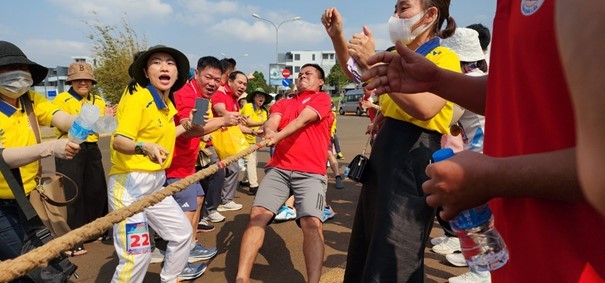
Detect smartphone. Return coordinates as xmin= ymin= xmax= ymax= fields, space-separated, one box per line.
xmin=192 ymin=98 xmax=209 ymax=126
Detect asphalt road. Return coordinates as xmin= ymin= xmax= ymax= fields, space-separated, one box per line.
xmin=39 ymin=114 xmax=467 ymax=282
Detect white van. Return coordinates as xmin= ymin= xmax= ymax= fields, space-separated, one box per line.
xmin=338 ymin=89 xmax=365 ymax=116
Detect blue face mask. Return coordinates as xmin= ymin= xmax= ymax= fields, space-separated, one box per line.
xmin=0 ymin=70 xmax=33 ymax=99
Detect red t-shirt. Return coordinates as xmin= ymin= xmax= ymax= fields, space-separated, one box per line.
xmin=266 ymin=90 xmax=333 ymax=175
xmin=166 ymin=80 xmax=204 ymax=178
xmin=211 ymin=84 xmax=239 ymax=116
xmin=362 ymin=92 xmax=377 ymax=121
xmin=485 ymin=1 xmax=605 ymax=282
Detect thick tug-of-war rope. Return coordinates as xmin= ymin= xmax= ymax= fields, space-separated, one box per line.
xmin=0 ymin=140 xmax=268 ymax=282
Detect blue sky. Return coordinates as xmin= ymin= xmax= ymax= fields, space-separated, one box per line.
xmin=1 ymin=0 xmax=496 ymax=76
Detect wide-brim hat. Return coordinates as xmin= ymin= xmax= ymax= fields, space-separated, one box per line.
xmin=246 ymin=87 xmax=273 ymax=106
xmin=66 ymin=62 xmax=97 ymax=84
xmin=131 ymin=45 xmax=190 ymax=92
xmin=441 ymin=28 xmax=485 ymax=62
xmin=238 ymin=92 xmax=248 ymax=102
xmin=0 ymin=41 xmax=48 ymax=85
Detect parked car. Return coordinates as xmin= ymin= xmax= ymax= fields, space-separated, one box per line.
xmin=338 ymin=89 xmax=365 ymax=116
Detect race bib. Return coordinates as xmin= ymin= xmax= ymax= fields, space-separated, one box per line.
xmin=125 ymin=222 xmax=151 ymax=255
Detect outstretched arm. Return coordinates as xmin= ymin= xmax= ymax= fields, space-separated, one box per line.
xmin=1 ymin=140 xmax=80 ymax=168
xmin=362 ymin=40 xmax=488 ymax=114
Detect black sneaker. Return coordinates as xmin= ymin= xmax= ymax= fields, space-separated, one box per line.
xmin=197 ymin=219 xmax=215 ymax=233
xmin=239 ymin=181 xmax=250 ymax=187
xmin=248 ymin=186 xmax=258 ymax=195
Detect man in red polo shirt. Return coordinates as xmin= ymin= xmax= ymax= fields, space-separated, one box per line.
xmin=211 ymin=70 xmax=254 ymax=212
xmin=236 ymin=64 xmax=333 ymax=283
xmin=361 ymin=1 xmax=605 ymax=282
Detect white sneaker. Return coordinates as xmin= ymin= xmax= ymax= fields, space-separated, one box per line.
xmin=432 ymin=236 xmax=461 ymax=255
xmin=203 ymin=210 xmax=226 ymax=223
xmin=217 ymin=201 xmax=243 ymax=211
xmin=430 ymin=234 xmax=448 ymax=246
xmin=446 ymin=253 xmax=468 ymax=267
xmin=448 ymin=271 xmax=491 ymax=283
xmin=149 ymin=248 xmax=165 ymax=264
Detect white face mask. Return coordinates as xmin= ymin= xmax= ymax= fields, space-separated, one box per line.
xmin=388 ymin=11 xmax=433 ymax=45
xmin=0 ymin=70 xmax=33 ymax=99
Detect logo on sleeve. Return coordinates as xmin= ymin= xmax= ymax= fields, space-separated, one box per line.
xmin=521 ymin=0 xmax=544 ymax=16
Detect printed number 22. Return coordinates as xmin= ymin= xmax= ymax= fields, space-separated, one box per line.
xmin=130 ymin=234 xmax=150 ymax=247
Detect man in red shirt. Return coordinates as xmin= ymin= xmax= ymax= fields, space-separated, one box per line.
xmin=361 ymin=1 xmax=605 ymax=282
xmin=236 ymin=64 xmax=333 ymax=283
xmin=211 ymin=71 xmax=254 ymax=212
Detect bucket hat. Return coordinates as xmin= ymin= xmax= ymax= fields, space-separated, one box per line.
xmin=238 ymin=92 xmax=248 ymax=102
xmin=441 ymin=28 xmax=485 ymax=62
xmin=246 ymin=87 xmax=273 ymax=106
xmin=0 ymin=41 xmax=48 ymax=85
xmin=131 ymin=45 xmax=190 ymax=92
xmin=66 ymin=62 xmax=96 ymax=84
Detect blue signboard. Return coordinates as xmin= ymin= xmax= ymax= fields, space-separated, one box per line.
xmin=47 ymin=90 xmax=57 ymax=97
xmin=281 ymin=79 xmax=290 ymax=87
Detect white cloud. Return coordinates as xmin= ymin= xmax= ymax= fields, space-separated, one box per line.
xmin=49 ymin=0 xmax=173 ymax=22
xmin=23 ymin=39 xmax=91 ymax=67
xmin=174 ymin=0 xmax=255 ymax=25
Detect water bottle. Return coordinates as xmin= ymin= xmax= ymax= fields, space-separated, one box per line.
xmin=92 ymin=116 xmax=118 ymax=134
xmin=343 ymin=166 xmax=350 ymax=178
xmin=68 ymin=104 xmax=99 ymax=144
xmin=432 ymin=148 xmax=509 ymax=271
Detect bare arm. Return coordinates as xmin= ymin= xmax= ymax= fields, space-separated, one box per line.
xmin=321 ymin=7 xmax=357 ymax=81
xmin=265 ymin=107 xmax=319 ymax=146
xmin=112 ymin=135 xmax=170 ymax=166
xmin=1 ymin=140 xmax=80 ymax=168
xmin=424 ymin=148 xmax=582 ymax=220
xmin=50 ymin=111 xmax=76 ymax=133
xmin=362 ymin=41 xmax=488 ymax=114
xmin=556 ymin=0 xmax=605 ymax=216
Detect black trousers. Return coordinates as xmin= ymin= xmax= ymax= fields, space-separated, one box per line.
xmin=200 ymin=146 xmax=225 ymax=212
xmin=344 ymin=118 xmax=441 ymax=283
xmin=55 ymin=142 xmax=107 ymax=230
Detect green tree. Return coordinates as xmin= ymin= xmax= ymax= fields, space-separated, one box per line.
xmin=87 ymin=17 xmax=146 ymax=105
xmin=326 ymin=64 xmax=352 ymax=98
xmin=246 ymin=71 xmax=273 ymax=93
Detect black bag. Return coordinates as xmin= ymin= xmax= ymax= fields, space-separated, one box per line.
xmin=347 ymin=154 xmax=370 ymax=183
xmin=0 ymin=148 xmax=78 ymax=283
xmin=346 ymin=125 xmax=373 ymax=183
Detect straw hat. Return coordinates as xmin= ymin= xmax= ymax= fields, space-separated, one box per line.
xmin=66 ymin=62 xmax=96 ymax=84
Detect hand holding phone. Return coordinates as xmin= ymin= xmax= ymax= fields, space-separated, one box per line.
xmin=193 ymin=98 xmax=209 ymax=125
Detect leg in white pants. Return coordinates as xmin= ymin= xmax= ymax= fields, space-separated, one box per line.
xmin=245 ymin=151 xmax=259 ymax=187
xmin=108 ymin=171 xmax=193 ymax=283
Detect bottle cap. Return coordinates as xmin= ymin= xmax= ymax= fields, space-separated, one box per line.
xmin=432 ymin=148 xmax=455 ymax=162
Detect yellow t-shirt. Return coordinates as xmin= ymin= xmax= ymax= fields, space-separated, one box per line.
xmin=109 ymin=87 xmax=177 ymax=175
xmin=380 ymin=45 xmax=461 ymax=134
xmin=239 ymin=103 xmax=268 ymax=144
xmin=0 ymin=91 xmax=59 ymax=199
xmin=52 ymin=89 xmax=107 ymax=142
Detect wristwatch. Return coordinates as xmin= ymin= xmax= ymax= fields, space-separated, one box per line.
xmin=134 ymin=142 xmax=147 ymax=156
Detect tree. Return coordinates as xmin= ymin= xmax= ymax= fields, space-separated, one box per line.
xmin=326 ymin=64 xmax=353 ymax=97
xmin=246 ymin=71 xmax=273 ymax=94
xmin=87 ymin=16 xmax=146 ymax=105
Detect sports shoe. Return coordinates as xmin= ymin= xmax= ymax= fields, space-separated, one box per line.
xmin=432 ymin=236 xmax=461 ymax=255
xmin=322 ymin=205 xmax=336 ymax=222
xmin=335 ymin=175 xmax=345 ymax=189
xmin=336 ymin=152 xmax=345 ymax=160
xmin=274 ymin=205 xmax=296 ymax=222
xmin=188 ymin=242 xmax=218 ymax=262
xmin=448 ymin=270 xmax=491 ymax=283
xmin=149 ymin=248 xmax=164 ymax=264
xmin=430 ymin=234 xmax=448 ymax=246
xmin=217 ymin=201 xmax=243 ymax=211
xmin=248 ymin=186 xmax=258 ymax=195
xmin=203 ymin=210 xmax=226 ymax=223
xmin=178 ymin=262 xmax=207 ymax=281
xmin=239 ymin=181 xmax=250 ymax=187
xmin=197 ymin=219 xmax=215 ymax=232
xmin=446 ymin=253 xmax=468 ymax=267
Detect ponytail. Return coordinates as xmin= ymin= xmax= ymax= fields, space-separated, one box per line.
xmin=439 ymin=16 xmax=457 ymax=39
xmin=424 ymin=0 xmax=457 ymax=39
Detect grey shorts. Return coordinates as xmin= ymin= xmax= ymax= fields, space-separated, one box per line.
xmin=253 ymin=167 xmax=327 ymax=221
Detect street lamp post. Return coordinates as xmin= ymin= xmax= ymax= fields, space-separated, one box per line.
xmin=251 ymin=13 xmax=301 ymax=67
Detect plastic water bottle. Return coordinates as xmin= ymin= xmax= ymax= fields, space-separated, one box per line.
xmin=432 ymin=148 xmax=509 ymax=271
xmin=92 ymin=116 xmax=117 ymax=134
xmin=68 ymin=104 xmax=99 ymax=144
xmin=343 ymin=166 xmax=350 ymax=178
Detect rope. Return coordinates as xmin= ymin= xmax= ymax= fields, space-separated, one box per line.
xmin=0 ymin=140 xmax=268 ymax=282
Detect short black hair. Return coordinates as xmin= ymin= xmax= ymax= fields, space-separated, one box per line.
xmin=228 ymin=70 xmax=247 ymax=82
xmin=466 ymin=23 xmax=491 ymax=51
xmin=197 ymin=56 xmax=222 ymax=73
xmin=220 ymin=58 xmax=237 ymax=73
xmin=301 ymin=63 xmax=325 ymax=80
